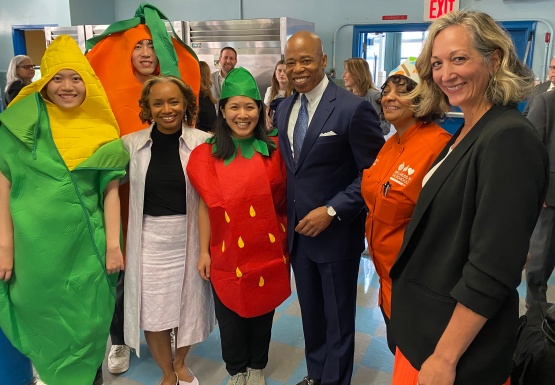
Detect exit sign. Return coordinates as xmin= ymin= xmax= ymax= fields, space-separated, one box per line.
xmin=424 ymin=0 xmax=459 ymax=22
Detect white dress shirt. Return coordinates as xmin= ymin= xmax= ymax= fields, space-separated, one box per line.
xmin=287 ymin=76 xmax=329 ymax=156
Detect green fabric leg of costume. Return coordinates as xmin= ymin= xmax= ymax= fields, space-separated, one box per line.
xmin=0 ymin=94 xmax=129 ymax=385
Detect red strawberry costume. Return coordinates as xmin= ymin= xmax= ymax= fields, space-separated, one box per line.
xmin=187 ymin=131 xmax=290 ymax=317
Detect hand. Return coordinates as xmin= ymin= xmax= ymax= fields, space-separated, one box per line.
xmin=105 ymin=246 xmax=124 ymax=275
xmin=266 ymin=115 xmax=273 ymax=130
xmin=0 ymin=246 xmax=13 ymax=282
xmin=417 ymin=352 xmax=457 ymax=385
xmin=295 ymin=206 xmax=333 ymax=237
xmin=197 ymin=252 xmax=211 ymax=281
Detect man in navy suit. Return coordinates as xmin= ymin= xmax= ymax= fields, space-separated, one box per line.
xmin=275 ymin=31 xmax=384 ymax=385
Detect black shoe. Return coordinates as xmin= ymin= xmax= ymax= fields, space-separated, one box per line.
xmin=297 ymin=376 xmax=320 ymax=385
xmin=92 ymin=366 xmax=103 ymax=385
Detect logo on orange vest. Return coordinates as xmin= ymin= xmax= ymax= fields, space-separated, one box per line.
xmin=391 ymin=162 xmax=415 ymax=186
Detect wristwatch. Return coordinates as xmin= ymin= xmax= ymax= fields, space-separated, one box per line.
xmin=325 ymin=204 xmax=337 ymax=217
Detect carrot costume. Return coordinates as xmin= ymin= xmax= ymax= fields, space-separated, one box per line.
xmin=86 ymin=3 xmax=200 ymax=137
xmin=86 ymin=3 xmax=201 ymax=247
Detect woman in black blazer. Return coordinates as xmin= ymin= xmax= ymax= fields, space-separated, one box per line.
xmin=389 ymin=11 xmax=549 ymax=385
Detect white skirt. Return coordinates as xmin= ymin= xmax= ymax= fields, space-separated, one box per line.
xmin=140 ymin=214 xmax=187 ymax=331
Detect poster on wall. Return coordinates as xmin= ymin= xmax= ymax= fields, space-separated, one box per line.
xmin=423 ymin=0 xmax=460 ymax=22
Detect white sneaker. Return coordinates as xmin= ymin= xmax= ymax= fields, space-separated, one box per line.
xmin=246 ymin=368 xmax=265 ymax=385
xmin=227 ymin=372 xmax=247 ymax=385
xmin=108 ymin=344 xmax=130 ymax=374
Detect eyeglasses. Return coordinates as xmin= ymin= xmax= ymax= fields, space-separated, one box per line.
xmin=17 ymin=65 xmax=35 ymax=70
xmin=549 ymin=66 xmax=555 ymax=70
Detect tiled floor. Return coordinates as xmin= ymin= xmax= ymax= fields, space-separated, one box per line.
xmin=34 ymin=256 xmax=555 ymax=385
xmin=95 ymin=256 xmax=555 ymax=385
xmin=97 ymin=256 xmax=391 ymax=385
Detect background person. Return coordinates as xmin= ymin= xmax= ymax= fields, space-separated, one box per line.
xmin=522 ymin=56 xmax=555 ymax=116
xmin=343 ymin=57 xmax=390 ymax=135
xmin=188 ymin=67 xmax=290 ymax=385
xmin=275 ymin=31 xmax=384 ymax=385
xmin=264 ymin=60 xmax=292 ymax=129
xmin=361 ymin=58 xmax=451 ymax=353
xmin=122 ymin=75 xmax=215 ymax=385
xmin=197 ymin=61 xmax=217 ymax=132
xmin=388 ymin=10 xmax=548 ymax=385
xmin=526 ymin=89 xmax=555 ymax=306
xmin=211 ymin=47 xmax=238 ymax=101
xmin=3 ymin=55 xmax=35 ymax=109
xmin=0 ymin=35 xmax=128 ymax=385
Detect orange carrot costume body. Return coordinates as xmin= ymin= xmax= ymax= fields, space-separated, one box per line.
xmin=85 ymin=3 xmax=201 ymax=242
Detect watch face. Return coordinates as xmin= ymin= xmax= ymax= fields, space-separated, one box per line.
xmin=327 ymin=205 xmax=336 ymax=217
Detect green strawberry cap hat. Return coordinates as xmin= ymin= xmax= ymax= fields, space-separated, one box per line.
xmin=220 ymin=67 xmax=261 ymax=101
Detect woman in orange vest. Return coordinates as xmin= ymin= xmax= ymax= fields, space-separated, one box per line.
xmin=361 ymin=57 xmax=451 ymax=353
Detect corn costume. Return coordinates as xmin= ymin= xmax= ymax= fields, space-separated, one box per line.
xmin=0 ymin=35 xmax=129 ymax=385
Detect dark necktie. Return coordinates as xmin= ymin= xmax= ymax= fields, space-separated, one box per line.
xmin=293 ymin=94 xmax=308 ymax=163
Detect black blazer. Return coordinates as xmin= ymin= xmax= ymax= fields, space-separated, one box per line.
xmin=522 ymin=81 xmax=551 ymax=116
xmin=390 ymin=105 xmax=548 ymax=385
xmin=527 ymin=90 xmax=555 ymax=205
xmin=3 ymin=79 xmax=26 ymax=109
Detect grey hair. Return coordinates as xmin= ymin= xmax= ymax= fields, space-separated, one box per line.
xmin=5 ymin=55 xmax=32 ymax=92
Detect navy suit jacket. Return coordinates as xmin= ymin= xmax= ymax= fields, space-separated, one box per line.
xmin=276 ymin=80 xmax=384 ymax=263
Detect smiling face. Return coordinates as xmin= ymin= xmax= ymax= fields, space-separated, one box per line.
xmin=342 ymin=66 xmax=354 ymax=89
xmin=148 ymin=81 xmax=185 ymax=134
xmin=16 ymin=59 xmax=35 ymax=83
xmin=221 ymin=96 xmax=260 ymax=139
xmin=45 ymin=69 xmax=86 ymax=109
xmin=431 ymin=25 xmax=498 ymax=115
xmin=381 ymin=77 xmax=416 ymax=134
xmin=132 ymin=39 xmax=159 ymax=83
xmin=219 ymin=48 xmax=237 ymax=77
xmin=285 ymin=32 xmax=327 ymax=94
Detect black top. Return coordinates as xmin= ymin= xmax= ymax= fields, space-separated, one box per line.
xmin=144 ymin=125 xmax=187 ymax=216
xmin=197 ymin=93 xmax=217 ymax=132
xmin=3 ymin=79 xmax=26 ymax=109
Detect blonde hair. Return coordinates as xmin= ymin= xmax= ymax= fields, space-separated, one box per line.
xmin=413 ymin=10 xmax=534 ymax=119
xmin=344 ymin=58 xmax=377 ymax=96
xmin=139 ymin=75 xmax=197 ymax=126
